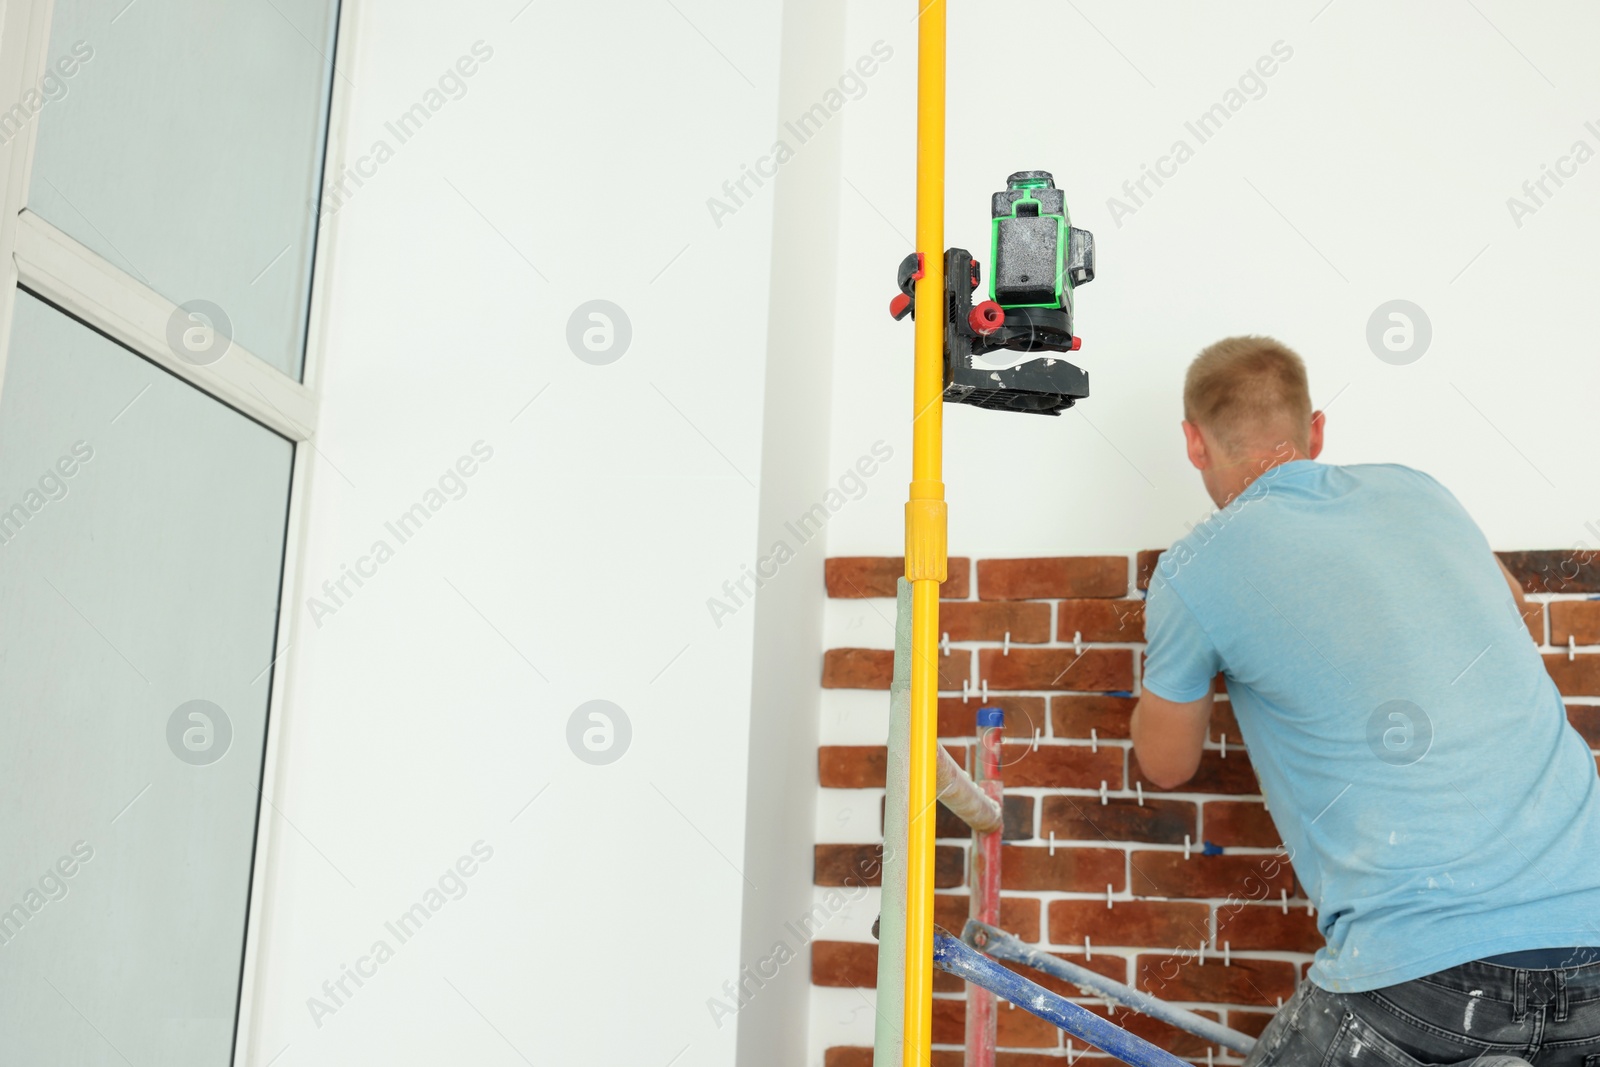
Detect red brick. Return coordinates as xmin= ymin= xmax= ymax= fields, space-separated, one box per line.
xmin=1552 ymin=600 xmax=1600 ymax=645
xmin=824 ymin=556 xmax=970 ymax=598
xmin=980 ymin=648 xmax=1134 ymax=692
xmin=1001 ymin=897 xmax=1043 ymax=943
xmin=936 ymin=893 xmax=1040 ymax=942
xmin=1051 ymin=694 xmax=1137 ymax=739
xmin=997 ymin=998 xmax=1064 ymax=1047
xmin=1569 ymin=705 xmax=1600 ymax=747
xmin=1521 ymin=602 xmax=1546 ymax=644
xmin=934 ymin=1004 xmax=1068 ymax=1049
xmin=1208 ymin=700 xmax=1238 ymax=743
xmin=942 ymin=601 xmax=1052 ymax=643
xmin=1130 ymin=850 xmax=1294 ymax=899
xmin=832 ymin=742 xmax=959 ymax=793
xmin=940 ymin=695 xmax=1048 ymax=740
xmin=1081 ymin=1003 xmax=1222 ymax=1058
xmin=823 ymin=1048 xmax=873 ymax=1067
xmin=1136 ymin=954 xmax=1298 ymax=1006
xmin=1215 ymin=902 xmax=1324 ymax=954
xmin=979 ymin=557 xmax=1129 ymax=600
xmin=1002 ymin=845 xmax=1125 ymax=892
xmin=1500 ymin=550 xmax=1600 ymax=595
xmin=822 ymin=647 xmax=970 ymax=690
xmin=1048 ymin=899 xmax=1209 ymax=949
xmin=819 ymin=746 xmax=886 ymax=788
xmin=1041 ymin=795 xmax=1195 ymax=845
xmin=814 ymin=843 xmax=963 ymax=888
xmin=999 ymin=952 xmax=1130 ymax=995
xmin=822 ymin=648 xmax=891 ymax=689
xmin=1545 ymin=653 xmax=1600 ymax=697
xmin=1058 ymin=599 xmax=1146 ymax=643
xmin=947 ymin=558 xmax=972 ymax=599
xmin=934 ymin=794 xmax=1034 ymax=841
xmin=1131 ymin=750 xmax=1261 ymax=795
xmin=1228 ymin=1010 xmax=1277 ymax=1040
xmin=932 ymin=996 xmax=965 ymax=1044
xmin=811 ymin=940 xmax=877 ymax=986
xmin=1203 ymin=801 xmax=1282 ymax=848
xmin=999 ymin=743 xmax=1124 ymax=789
xmin=1136 ymin=549 xmax=1165 ymax=592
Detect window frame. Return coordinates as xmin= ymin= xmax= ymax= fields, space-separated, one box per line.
xmin=0 ymin=0 xmax=355 ymax=1060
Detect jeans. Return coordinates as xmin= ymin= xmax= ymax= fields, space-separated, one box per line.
xmin=1246 ymin=958 xmax=1600 ymax=1067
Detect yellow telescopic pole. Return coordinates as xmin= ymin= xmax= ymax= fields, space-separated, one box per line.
xmin=902 ymin=0 xmax=946 ymax=1064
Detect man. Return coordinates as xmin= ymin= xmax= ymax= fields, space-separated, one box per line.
xmin=1131 ymin=336 xmax=1600 ymax=1067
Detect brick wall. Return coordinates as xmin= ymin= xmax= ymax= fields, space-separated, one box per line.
xmin=811 ymin=550 xmax=1600 ymax=1067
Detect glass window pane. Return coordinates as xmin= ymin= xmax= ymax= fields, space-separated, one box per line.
xmin=0 ymin=291 xmax=294 ymax=1065
xmin=28 ymin=0 xmax=340 ymax=379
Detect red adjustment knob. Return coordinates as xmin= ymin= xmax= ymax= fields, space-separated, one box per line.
xmin=1070 ymin=336 xmax=1082 ymax=351
xmin=968 ymin=301 xmax=1004 ymax=335
xmin=890 ymin=293 xmax=913 ymax=320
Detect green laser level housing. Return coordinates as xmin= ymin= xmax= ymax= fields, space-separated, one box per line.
xmin=888 ymin=169 xmax=1098 ymax=415
xmin=986 ymin=170 xmax=1095 ymax=353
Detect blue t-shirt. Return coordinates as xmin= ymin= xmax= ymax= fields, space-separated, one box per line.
xmin=1143 ymin=460 xmax=1600 ymax=992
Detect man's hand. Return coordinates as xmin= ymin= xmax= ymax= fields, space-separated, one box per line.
xmin=1130 ymin=690 xmax=1214 ymax=789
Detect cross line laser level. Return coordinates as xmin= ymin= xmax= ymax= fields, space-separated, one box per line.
xmin=889 ymin=170 xmax=1097 ymax=415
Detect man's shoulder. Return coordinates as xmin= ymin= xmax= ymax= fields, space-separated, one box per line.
xmin=1149 ymin=464 xmax=1441 ymax=589
xmin=1334 ymin=460 xmax=1438 ymax=483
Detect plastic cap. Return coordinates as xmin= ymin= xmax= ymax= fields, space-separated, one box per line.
xmin=976 ymin=706 xmax=1005 ymax=728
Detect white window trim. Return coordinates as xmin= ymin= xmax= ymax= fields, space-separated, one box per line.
xmin=0 ymin=0 xmax=356 ymax=1061
xmin=12 ymin=210 xmax=319 ymax=440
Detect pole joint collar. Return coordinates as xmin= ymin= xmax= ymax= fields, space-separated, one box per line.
xmin=904 ymin=497 xmax=948 ymax=582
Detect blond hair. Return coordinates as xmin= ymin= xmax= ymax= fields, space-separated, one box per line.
xmin=1183 ymin=336 xmax=1312 ymax=455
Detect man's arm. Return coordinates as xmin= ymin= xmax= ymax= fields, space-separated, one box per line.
xmin=1130 ymin=690 xmax=1213 ymax=789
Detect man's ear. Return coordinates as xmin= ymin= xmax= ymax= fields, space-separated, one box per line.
xmin=1308 ymin=410 xmax=1326 ymax=459
xmin=1182 ymin=420 xmax=1210 ymax=471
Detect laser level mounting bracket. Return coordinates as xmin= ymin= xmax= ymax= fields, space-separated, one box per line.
xmin=889 ymin=170 xmax=1096 ymax=416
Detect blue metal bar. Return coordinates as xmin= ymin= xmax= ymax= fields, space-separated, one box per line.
xmin=964 ymin=920 xmax=1259 ymax=1055
xmin=932 ymin=929 xmax=1194 ymax=1067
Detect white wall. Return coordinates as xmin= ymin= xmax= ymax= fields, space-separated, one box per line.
xmin=247 ymin=2 xmax=790 ymax=1065
xmin=248 ymin=2 xmax=1600 ymax=1065
xmin=826 ymin=0 xmax=1600 ymax=560
xmin=734 ymin=0 xmax=849 ymax=1062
